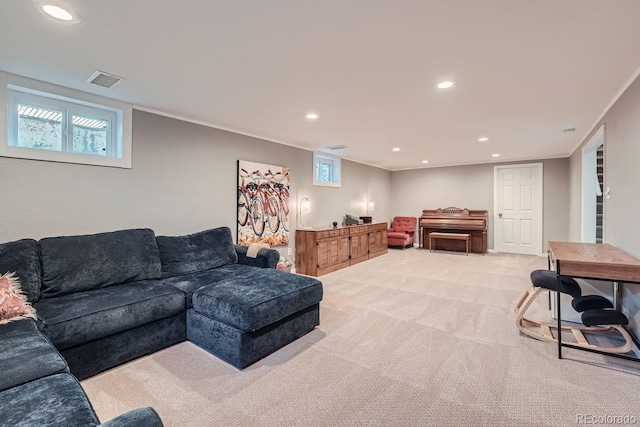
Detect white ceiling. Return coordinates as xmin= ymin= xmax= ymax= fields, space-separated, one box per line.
xmin=1 ymin=1 xmax=640 ymax=170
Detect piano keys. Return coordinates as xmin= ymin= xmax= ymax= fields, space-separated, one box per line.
xmin=419 ymin=207 xmax=488 ymax=254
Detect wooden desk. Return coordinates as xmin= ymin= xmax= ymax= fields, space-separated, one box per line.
xmin=547 ymin=241 xmax=640 ymax=360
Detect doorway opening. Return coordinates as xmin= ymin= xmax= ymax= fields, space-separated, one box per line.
xmin=581 ymin=125 xmax=605 ymax=243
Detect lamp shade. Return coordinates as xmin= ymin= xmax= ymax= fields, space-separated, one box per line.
xmin=301 ymin=198 xmax=311 ymax=213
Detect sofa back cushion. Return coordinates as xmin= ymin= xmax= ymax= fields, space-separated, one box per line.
xmin=39 ymin=229 xmax=162 ymax=299
xmin=156 ymin=227 xmax=238 ymax=277
xmin=0 ymin=239 xmax=40 ymax=302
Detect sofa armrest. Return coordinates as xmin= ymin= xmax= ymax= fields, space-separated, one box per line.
xmin=406 ymin=228 xmax=415 ymax=235
xmin=387 ymin=227 xmax=396 ymax=233
xmin=99 ymin=407 xmax=163 ymax=427
xmin=235 ymin=245 xmax=279 ymax=269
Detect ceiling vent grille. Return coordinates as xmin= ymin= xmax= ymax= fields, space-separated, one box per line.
xmin=86 ymin=71 xmax=125 ymax=89
xmin=327 ymin=144 xmax=348 ymax=150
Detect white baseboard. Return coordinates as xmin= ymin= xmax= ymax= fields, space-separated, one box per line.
xmin=489 ymin=249 xmax=547 ymax=257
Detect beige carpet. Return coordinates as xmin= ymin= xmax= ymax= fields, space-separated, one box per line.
xmin=82 ymin=249 xmax=640 ymax=426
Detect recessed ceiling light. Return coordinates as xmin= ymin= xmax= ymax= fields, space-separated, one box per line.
xmin=492 ymin=153 xmax=500 ymax=158
xmin=392 ymin=147 xmax=400 ymax=152
xmin=421 ymin=160 xmax=429 ymax=164
xmin=34 ymin=1 xmax=81 ymax=23
xmin=43 ymin=5 xmax=72 ymax=20
xmin=478 ymin=137 xmax=489 ymax=142
xmin=305 ymin=113 xmax=318 ymax=120
xmin=437 ymin=81 xmax=455 ymax=89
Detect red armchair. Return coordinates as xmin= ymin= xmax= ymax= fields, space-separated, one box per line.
xmin=387 ymin=217 xmax=417 ymax=249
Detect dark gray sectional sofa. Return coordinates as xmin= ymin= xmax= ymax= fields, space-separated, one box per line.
xmin=0 ymin=318 xmax=162 ymax=427
xmin=35 ymin=228 xmax=187 ymax=380
xmin=0 ymin=226 xmax=323 ymax=427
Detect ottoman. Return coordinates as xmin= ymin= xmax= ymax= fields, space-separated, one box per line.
xmin=187 ymin=268 xmax=323 ymax=369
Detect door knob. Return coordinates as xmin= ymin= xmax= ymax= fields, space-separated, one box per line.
xmin=499 ymin=213 xmax=502 ymax=218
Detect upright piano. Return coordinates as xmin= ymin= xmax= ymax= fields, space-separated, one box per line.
xmin=419 ymin=207 xmax=488 ymax=254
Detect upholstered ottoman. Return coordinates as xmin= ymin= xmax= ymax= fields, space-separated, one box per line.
xmin=186 ymin=268 xmax=323 ymax=369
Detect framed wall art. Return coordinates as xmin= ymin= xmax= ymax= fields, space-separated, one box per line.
xmin=237 ymin=160 xmax=290 ymax=246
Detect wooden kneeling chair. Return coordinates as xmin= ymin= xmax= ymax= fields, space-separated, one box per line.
xmin=515 ymin=270 xmax=634 ymax=354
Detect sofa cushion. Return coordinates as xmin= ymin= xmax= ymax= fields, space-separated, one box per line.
xmin=0 ymin=319 xmax=68 ymax=392
xmin=99 ymin=407 xmax=164 ymax=427
xmin=0 ymin=373 xmax=99 ymax=427
xmin=162 ymin=268 xmax=234 ymax=308
xmin=0 ymin=238 xmax=40 ymax=302
xmin=192 ymin=268 xmax=323 ymax=332
xmin=390 ymin=217 xmax=416 ymax=233
xmin=156 ymin=227 xmax=238 ymax=277
xmin=387 ymin=231 xmax=410 ymax=239
xmin=164 ymin=264 xmax=284 ymax=308
xmin=34 ymin=281 xmax=185 ymax=350
xmin=163 ymin=264 xmax=262 ymax=309
xmin=40 ymin=229 xmax=163 ymax=299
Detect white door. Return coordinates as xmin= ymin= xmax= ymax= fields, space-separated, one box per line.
xmin=494 ymin=163 xmax=543 ymax=255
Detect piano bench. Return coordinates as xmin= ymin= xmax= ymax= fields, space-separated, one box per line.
xmin=428 ymin=232 xmax=470 ymax=255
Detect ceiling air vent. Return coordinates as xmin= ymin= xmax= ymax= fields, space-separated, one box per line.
xmin=327 ymin=145 xmax=348 ymax=150
xmin=86 ymin=71 xmax=125 ymax=89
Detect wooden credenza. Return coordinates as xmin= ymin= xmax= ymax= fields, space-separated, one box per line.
xmin=295 ymin=223 xmax=388 ymax=276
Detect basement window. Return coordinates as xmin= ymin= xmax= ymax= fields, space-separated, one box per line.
xmin=1 ymin=72 xmax=132 ymax=168
xmin=9 ymin=89 xmax=117 ymax=156
xmin=313 ymin=151 xmax=341 ymax=187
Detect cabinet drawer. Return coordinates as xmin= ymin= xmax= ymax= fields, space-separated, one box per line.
xmin=369 ymin=223 xmax=387 ymax=231
xmin=317 ymin=230 xmax=340 ymax=239
xmin=350 ymin=226 xmax=367 ymax=234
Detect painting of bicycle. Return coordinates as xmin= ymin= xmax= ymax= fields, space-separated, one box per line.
xmin=237 ymin=160 xmax=290 ymax=246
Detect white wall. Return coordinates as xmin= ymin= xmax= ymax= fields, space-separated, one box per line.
xmin=390 ymin=158 xmax=570 ymax=250
xmin=569 ymin=73 xmax=640 ymax=334
xmin=0 ymin=110 xmax=391 ymax=261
